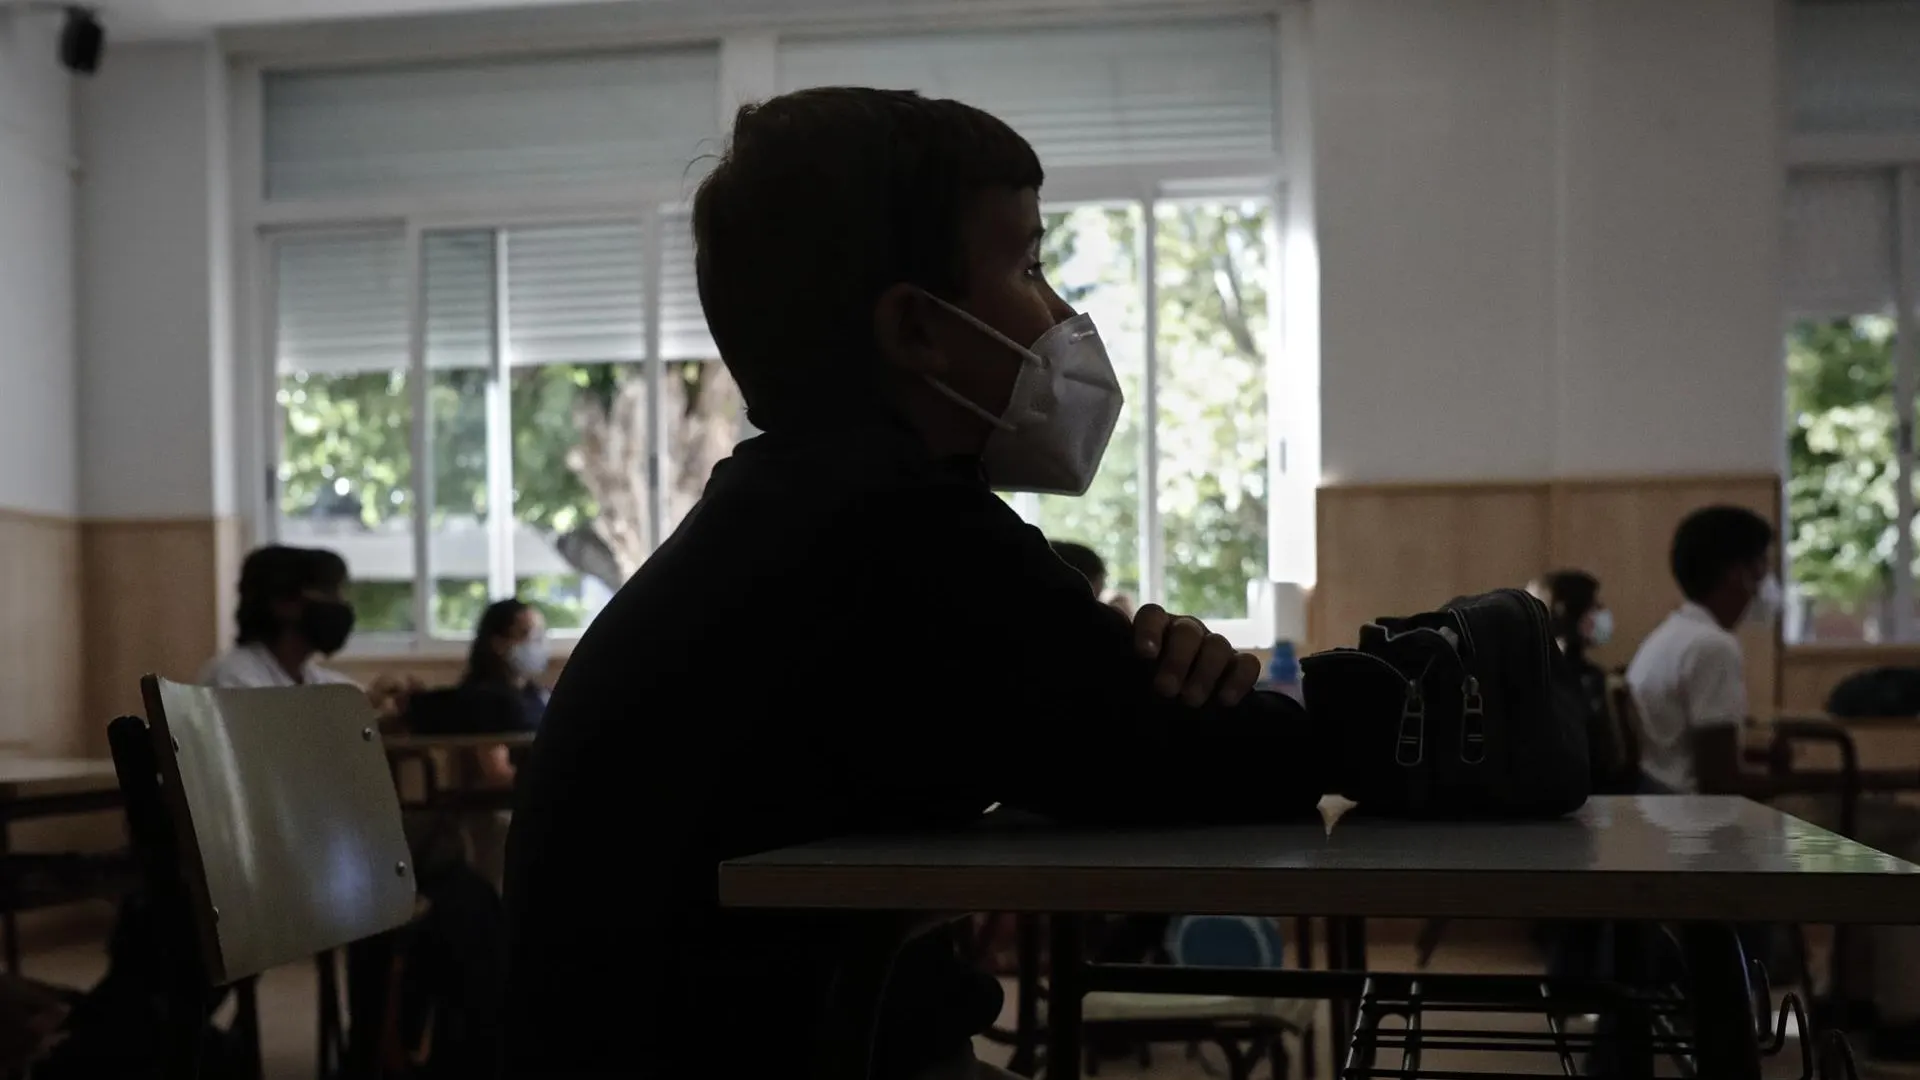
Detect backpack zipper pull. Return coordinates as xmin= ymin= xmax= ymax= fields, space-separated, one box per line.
xmin=1460 ymin=676 xmax=1487 ymax=764
xmin=1395 ymin=682 xmax=1425 ymax=766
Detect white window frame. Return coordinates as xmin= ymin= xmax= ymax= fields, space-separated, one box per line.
xmin=233 ymin=12 xmax=1309 ymax=656
xmin=1781 ymin=139 xmax=1920 ymax=645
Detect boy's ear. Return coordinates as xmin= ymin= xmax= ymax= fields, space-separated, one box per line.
xmin=871 ymin=284 xmax=949 ymax=376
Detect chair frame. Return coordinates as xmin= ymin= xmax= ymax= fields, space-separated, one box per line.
xmin=107 ymin=712 xmax=232 ymax=1080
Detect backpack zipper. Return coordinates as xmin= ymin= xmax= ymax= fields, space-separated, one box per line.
xmin=1395 ymin=682 xmax=1426 ymax=766
xmin=1460 ymin=676 xmax=1487 ymax=764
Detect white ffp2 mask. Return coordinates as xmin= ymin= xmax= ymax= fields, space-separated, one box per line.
xmin=1745 ymin=574 xmax=1783 ymax=627
xmin=920 ymin=299 xmax=1124 ymax=495
xmin=1586 ymin=608 xmax=1614 ymax=648
xmin=508 ymin=640 xmax=548 ymax=681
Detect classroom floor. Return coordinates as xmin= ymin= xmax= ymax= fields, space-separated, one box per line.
xmin=12 ymin=918 xmax=1907 ymax=1079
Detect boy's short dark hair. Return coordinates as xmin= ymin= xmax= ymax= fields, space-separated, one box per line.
xmin=691 ymin=87 xmax=1044 ymax=431
xmin=1670 ymin=506 xmax=1773 ymax=603
xmin=1049 ymin=541 xmax=1106 ymax=589
xmin=235 ymin=545 xmax=349 ymax=645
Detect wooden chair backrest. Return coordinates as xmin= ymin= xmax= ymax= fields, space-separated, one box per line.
xmin=1605 ymin=672 xmax=1644 ymax=778
xmin=137 ymin=676 xmax=416 ymax=985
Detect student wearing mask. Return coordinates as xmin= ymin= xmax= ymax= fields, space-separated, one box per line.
xmin=1531 ymin=570 xmax=1630 ymax=792
xmin=461 ymin=598 xmax=550 ymax=732
xmin=503 ymin=88 xmax=1320 ymax=1080
xmin=1625 ymin=506 xmax=1779 ymax=796
xmin=200 ymin=545 xmax=362 ymax=690
xmin=438 ymin=599 xmax=547 ymax=892
xmin=197 ymin=544 xmax=414 ymax=715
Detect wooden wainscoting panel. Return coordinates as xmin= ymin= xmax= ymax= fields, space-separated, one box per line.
xmin=1548 ymin=474 xmax=1781 ymax=712
xmin=0 ymin=510 xmax=84 ymax=755
xmin=81 ymin=518 xmax=232 ymax=747
xmin=1313 ymin=482 xmax=1551 ymax=651
xmin=1314 ymin=474 xmax=1783 ymax=709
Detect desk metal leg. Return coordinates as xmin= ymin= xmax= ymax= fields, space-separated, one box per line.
xmin=1680 ymin=922 xmax=1762 ymax=1080
xmin=1342 ymin=916 xmax=1369 ymax=971
xmin=1009 ymin=916 xmax=1042 ymax=1077
xmin=1 ymin=816 xmax=16 ymax=974
xmin=1046 ymin=914 xmax=1083 ymax=1080
xmin=1324 ymin=917 xmax=1348 ymax=1057
xmin=1325 ymin=917 xmax=1366 ymax=1056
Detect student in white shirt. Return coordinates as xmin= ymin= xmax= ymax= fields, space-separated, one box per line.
xmin=198 ymin=545 xmax=406 ymax=714
xmin=1626 ymin=506 xmax=1780 ymax=796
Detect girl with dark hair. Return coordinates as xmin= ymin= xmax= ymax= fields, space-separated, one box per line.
xmin=1530 ymin=569 xmax=1627 ymax=794
xmin=1537 ymin=570 xmax=1611 ymax=669
xmin=461 ymin=598 xmax=550 ymax=731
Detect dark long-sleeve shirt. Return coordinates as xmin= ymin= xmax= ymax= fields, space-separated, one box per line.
xmin=500 ymin=418 xmax=1327 ymax=1079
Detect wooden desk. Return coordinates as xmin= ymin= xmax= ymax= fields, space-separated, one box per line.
xmin=722 ymin=795 xmax=1920 ymax=924
xmin=0 ymin=758 xmax=120 ymax=809
xmin=381 ymin=731 xmax=536 ymax=754
xmin=722 ymin=796 xmax=1920 ymax=1077
xmin=0 ymin=757 xmax=125 ymax=973
xmin=380 ymin=731 xmax=529 ymax=814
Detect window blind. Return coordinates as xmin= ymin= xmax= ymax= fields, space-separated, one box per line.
xmin=263 ymin=47 xmax=723 ymax=201
xmin=280 ymin=222 xmax=650 ymax=376
xmin=423 ymin=230 xmax=494 ymax=370
xmin=1790 ymin=4 xmax=1920 ymax=135
xmin=426 ymin=223 xmax=649 ymax=368
xmin=506 ymin=223 xmax=648 ymax=366
xmin=1784 ymin=169 xmax=1898 ymax=317
xmin=659 ymin=210 xmax=717 ymax=361
xmin=775 ymin=19 xmax=1279 ymax=168
xmin=274 ymin=230 xmax=408 ymax=376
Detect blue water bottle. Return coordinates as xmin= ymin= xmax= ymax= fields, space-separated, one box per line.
xmin=1265 ymin=640 xmax=1302 ymax=702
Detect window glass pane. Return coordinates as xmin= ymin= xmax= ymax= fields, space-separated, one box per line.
xmin=273 ymin=231 xmax=417 ymax=634
xmin=511 ymin=362 xmax=653 ymax=630
xmin=423 ymin=229 xmax=498 ymax=637
xmin=427 ymin=367 xmax=492 ymax=636
xmin=659 ymin=360 xmax=746 ymax=538
xmin=1026 ymin=204 xmax=1145 ymax=604
xmin=656 ymin=208 xmax=746 ymax=542
xmin=1785 ymin=314 xmax=1897 ymax=642
xmin=1155 ymin=198 xmax=1271 ymax=620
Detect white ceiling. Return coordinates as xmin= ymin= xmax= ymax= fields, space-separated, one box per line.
xmin=106 ymin=0 xmax=1232 ymax=48
xmin=102 ymin=0 xmax=632 ymax=40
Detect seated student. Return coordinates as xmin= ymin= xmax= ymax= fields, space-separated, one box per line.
xmin=502 ymin=88 xmax=1323 ymax=1080
xmin=1531 ymin=570 xmax=1631 ymax=792
xmin=1626 ymin=506 xmax=1779 ymax=796
xmin=462 ymin=598 xmax=550 ymax=733
xmin=200 ymin=545 xmax=360 ymax=689
xmin=441 ymin=599 xmax=548 ymax=887
xmin=198 ymin=544 xmax=411 ymax=716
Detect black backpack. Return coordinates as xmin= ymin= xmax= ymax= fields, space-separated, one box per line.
xmin=1300 ymin=587 xmax=1590 ymax=817
xmin=1825 ymin=666 xmax=1920 ymax=719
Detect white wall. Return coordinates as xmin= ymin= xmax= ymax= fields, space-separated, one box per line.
xmin=0 ymin=17 xmax=79 ymax=517
xmin=76 ymin=40 xmax=234 ymax=519
xmin=1315 ymin=0 xmax=1782 ymax=484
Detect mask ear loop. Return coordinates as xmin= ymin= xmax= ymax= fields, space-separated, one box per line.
xmin=914 ymin=291 xmax=1043 ymax=432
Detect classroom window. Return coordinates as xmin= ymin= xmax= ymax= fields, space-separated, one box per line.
xmin=253 ymin=28 xmax=1299 ymax=647
xmin=1782 ymin=167 xmax=1920 ymax=643
xmin=273 ymin=217 xmax=694 ymax=643
xmin=1006 ymin=196 xmax=1287 ymax=633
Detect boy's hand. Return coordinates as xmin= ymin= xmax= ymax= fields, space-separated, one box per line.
xmin=1133 ymin=604 xmax=1261 ymax=706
